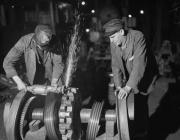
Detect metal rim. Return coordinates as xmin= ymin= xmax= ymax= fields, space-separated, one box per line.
xmin=116 ymin=96 xmax=121 ymax=140
xmin=6 ymin=91 xmax=33 ymax=140
xmin=44 ymin=92 xmax=62 ymax=140
xmin=19 ymin=96 xmax=36 ymax=140
xmin=127 ymin=93 xmax=134 ymax=120
xmin=3 ymin=101 xmax=12 ymax=135
xmin=116 ymin=97 xmax=130 ymax=140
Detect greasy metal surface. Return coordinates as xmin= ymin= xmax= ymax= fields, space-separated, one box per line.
xmin=86 ymin=101 xmax=104 ymax=140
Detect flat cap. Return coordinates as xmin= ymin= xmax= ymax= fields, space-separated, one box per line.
xmin=103 ymin=18 xmax=124 ymax=36
xmin=35 ymin=24 xmax=52 ymax=36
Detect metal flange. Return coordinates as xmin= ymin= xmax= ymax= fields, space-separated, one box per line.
xmin=116 ymin=93 xmax=134 ymax=140
xmin=58 ymin=89 xmax=81 ymax=140
xmin=4 ymin=90 xmax=45 ymax=140
xmin=19 ymin=96 xmax=36 ymax=140
xmin=44 ymin=88 xmax=81 ymax=140
xmin=44 ymin=92 xmax=62 ymax=140
xmin=86 ymin=101 xmax=104 ymax=140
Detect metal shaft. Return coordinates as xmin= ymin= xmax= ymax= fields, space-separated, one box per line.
xmin=32 ymin=108 xmax=44 ymax=121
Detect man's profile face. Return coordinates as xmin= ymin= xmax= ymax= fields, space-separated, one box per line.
xmin=109 ymin=31 xmax=123 ymax=46
xmin=37 ymin=31 xmax=52 ymax=46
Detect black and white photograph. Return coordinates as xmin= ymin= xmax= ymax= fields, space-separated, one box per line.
xmin=0 ymin=0 xmax=180 ymax=140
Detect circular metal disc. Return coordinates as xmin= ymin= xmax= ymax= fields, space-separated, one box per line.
xmin=44 ymin=92 xmax=62 ymax=140
xmin=5 ymin=91 xmax=33 ymax=140
xmin=3 ymin=101 xmax=12 ymax=135
xmin=86 ymin=101 xmax=104 ymax=140
xmin=19 ymin=96 xmax=36 ymax=140
xmin=116 ymin=97 xmax=131 ymax=140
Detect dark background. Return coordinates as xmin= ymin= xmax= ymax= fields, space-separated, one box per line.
xmin=0 ymin=0 xmax=180 ymax=140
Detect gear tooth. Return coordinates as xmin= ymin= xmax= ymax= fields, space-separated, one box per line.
xmin=20 ymin=96 xmax=36 ymax=140
xmin=58 ymin=90 xmax=78 ymax=140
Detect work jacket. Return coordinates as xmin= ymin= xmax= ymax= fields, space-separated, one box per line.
xmin=111 ymin=30 xmax=159 ymax=95
xmin=3 ymin=33 xmax=64 ymax=85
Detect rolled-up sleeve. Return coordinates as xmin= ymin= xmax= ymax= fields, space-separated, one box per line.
xmin=3 ymin=37 xmax=25 ymax=78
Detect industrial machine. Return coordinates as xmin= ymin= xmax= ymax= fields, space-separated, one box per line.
xmin=1 ymin=74 xmax=134 ymax=140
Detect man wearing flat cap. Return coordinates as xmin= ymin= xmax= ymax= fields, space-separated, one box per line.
xmin=103 ymin=19 xmax=159 ymax=139
xmin=3 ymin=24 xmax=64 ymax=90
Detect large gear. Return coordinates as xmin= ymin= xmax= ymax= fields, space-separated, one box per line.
xmin=43 ymin=87 xmax=81 ymax=140
xmin=44 ymin=92 xmax=62 ymax=140
xmin=4 ymin=89 xmax=45 ymax=140
xmin=19 ymin=96 xmax=36 ymax=140
xmin=4 ymin=85 xmax=81 ymax=140
xmin=3 ymin=83 xmax=134 ymax=140
xmin=5 ymin=91 xmax=33 ymax=140
xmin=58 ymin=90 xmax=81 ymax=140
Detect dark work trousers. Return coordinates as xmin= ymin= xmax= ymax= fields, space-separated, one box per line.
xmin=130 ymin=93 xmax=149 ymax=140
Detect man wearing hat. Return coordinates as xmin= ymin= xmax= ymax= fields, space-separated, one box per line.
xmin=103 ymin=19 xmax=159 ymax=139
xmin=3 ymin=24 xmax=64 ymax=90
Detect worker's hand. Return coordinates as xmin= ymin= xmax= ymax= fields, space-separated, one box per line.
xmin=116 ymin=86 xmax=131 ymax=100
xmin=115 ymin=86 xmax=122 ymax=96
xmin=12 ymin=75 xmax=27 ymax=91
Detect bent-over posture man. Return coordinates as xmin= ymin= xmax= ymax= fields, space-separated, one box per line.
xmin=3 ymin=24 xmax=64 ymax=90
xmin=103 ymin=19 xmax=159 ymax=140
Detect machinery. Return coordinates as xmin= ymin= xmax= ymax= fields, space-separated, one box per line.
xmin=1 ymin=74 xmax=134 ymax=140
